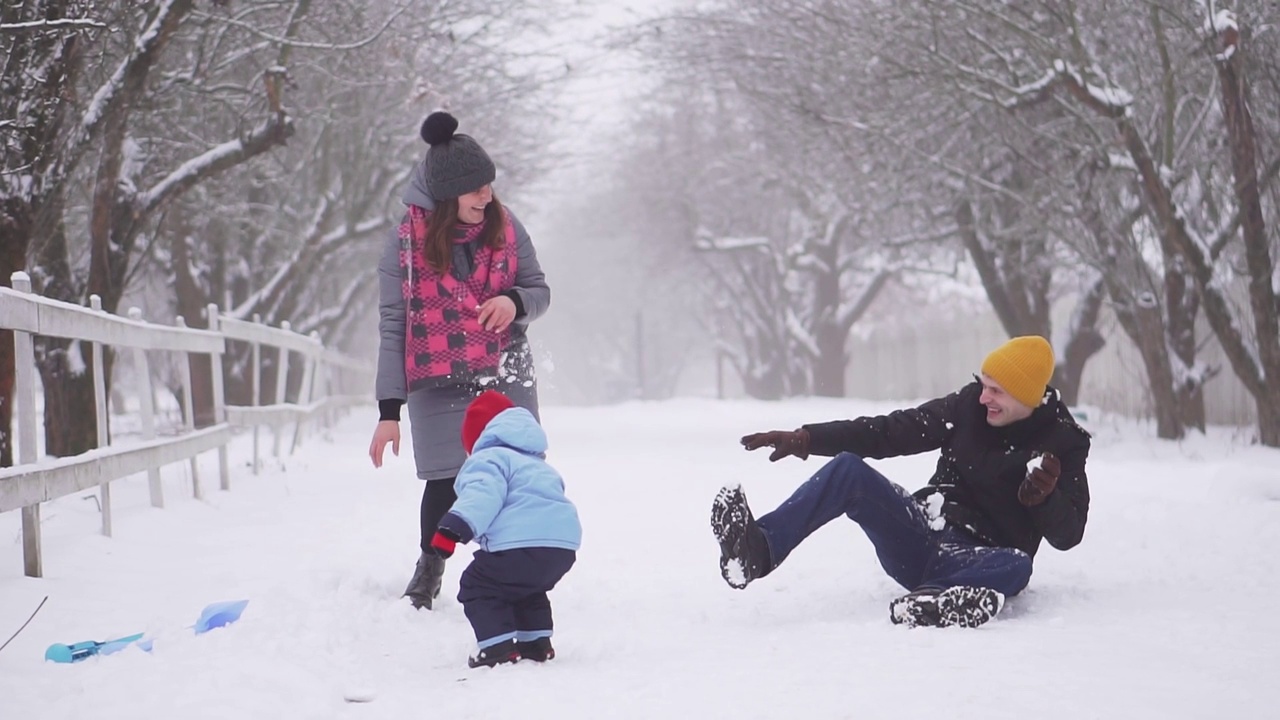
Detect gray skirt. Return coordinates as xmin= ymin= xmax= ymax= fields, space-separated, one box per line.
xmin=406 ymin=344 xmax=540 ymax=481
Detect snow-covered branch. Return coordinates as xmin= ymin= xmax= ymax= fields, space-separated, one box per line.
xmin=785 ymin=309 xmax=821 ymax=360
xmin=75 ymin=0 xmax=192 ymax=164
xmin=693 ymin=231 xmax=770 ymax=252
xmin=835 ymin=269 xmax=894 ymax=331
xmin=191 ymin=2 xmax=407 ymax=51
xmin=1003 ymin=60 xmax=1133 ymax=118
xmin=292 ymin=271 xmax=368 ymax=337
xmin=138 ymin=113 xmax=295 ymax=215
xmin=1208 ymin=155 xmax=1280 ymax=260
xmin=0 ymin=17 xmax=106 ymax=32
xmin=227 ymin=212 xmax=387 ymax=322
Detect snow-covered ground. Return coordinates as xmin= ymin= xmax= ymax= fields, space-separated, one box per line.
xmin=2 ymin=397 xmax=1278 ymax=719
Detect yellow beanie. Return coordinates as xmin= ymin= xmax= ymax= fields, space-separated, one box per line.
xmin=980 ymin=336 xmax=1055 ymax=408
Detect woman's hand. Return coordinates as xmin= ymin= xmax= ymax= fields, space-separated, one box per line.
xmin=477 ymin=295 xmax=517 ymax=332
xmin=369 ymin=420 xmax=400 ymax=468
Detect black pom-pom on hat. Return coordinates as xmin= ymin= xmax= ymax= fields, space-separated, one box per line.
xmin=421 ymin=111 xmax=459 ymax=146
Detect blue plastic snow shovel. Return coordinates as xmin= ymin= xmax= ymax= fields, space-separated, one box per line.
xmin=44 ymin=633 xmax=151 ymax=663
xmin=193 ymin=599 xmax=249 ymax=634
xmin=45 ymin=599 xmax=248 ymax=663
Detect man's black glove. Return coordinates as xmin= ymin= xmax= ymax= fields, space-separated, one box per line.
xmin=428 ymin=527 xmax=462 ymax=558
xmin=741 ymin=428 xmax=811 ymax=462
xmin=1019 ymin=453 xmax=1060 ymax=507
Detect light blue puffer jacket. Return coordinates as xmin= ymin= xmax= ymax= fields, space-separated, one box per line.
xmin=439 ymin=408 xmax=581 ymax=553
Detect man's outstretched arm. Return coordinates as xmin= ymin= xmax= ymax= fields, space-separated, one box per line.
xmin=742 ymin=391 xmax=959 ymax=462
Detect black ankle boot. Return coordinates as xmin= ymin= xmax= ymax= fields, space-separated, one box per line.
xmin=403 ymin=552 xmax=446 ymax=610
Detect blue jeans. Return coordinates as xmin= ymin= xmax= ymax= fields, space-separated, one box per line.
xmin=757 ymin=453 xmax=1032 ymax=596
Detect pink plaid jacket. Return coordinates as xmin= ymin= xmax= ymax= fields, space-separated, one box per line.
xmin=399 ymin=205 xmax=518 ymax=388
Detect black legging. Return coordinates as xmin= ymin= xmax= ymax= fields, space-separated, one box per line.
xmin=420 ymin=478 xmax=458 ymax=554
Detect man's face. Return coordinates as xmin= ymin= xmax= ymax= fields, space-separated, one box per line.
xmin=978 ymin=374 xmax=1033 ymax=427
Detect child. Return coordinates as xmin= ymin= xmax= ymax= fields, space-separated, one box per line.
xmin=428 ymin=390 xmax=582 ymax=668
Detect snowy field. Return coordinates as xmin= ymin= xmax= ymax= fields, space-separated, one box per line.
xmin=2 ymin=397 xmax=1278 ymax=720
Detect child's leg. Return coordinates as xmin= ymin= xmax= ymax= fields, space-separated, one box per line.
xmin=459 ymin=549 xmax=576 ymax=644
xmin=513 ymin=592 xmax=552 ymax=642
xmin=457 ymin=552 xmax=519 ymax=650
xmin=510 ymin=548 xmax=576 ymax=660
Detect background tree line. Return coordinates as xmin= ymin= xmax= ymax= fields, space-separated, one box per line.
xmin=537 ymin=0 xmax=1279 ymax=446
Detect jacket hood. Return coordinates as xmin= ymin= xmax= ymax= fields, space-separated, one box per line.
xmin=472 ymin=406 xmax=548 ymax=456
xmin=402 ymin=158 xmax=437 ymax=210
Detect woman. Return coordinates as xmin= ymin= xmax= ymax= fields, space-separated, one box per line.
xmin=369 ymin=111 xmax=550 ymax=609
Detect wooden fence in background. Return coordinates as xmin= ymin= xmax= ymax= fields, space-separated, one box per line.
xmin=0 ymin=271 xmax=372 ymax=578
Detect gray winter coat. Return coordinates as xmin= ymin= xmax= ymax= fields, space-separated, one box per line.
xmin=376 ymin=161 xmax=550 ymax=480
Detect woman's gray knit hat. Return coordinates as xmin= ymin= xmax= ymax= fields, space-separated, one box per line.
xmin=420 ymin=111 xmax=495 ymax=200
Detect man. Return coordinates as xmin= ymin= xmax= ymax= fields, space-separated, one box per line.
xmin=712 ymin=335 xmax=1090 ymax=628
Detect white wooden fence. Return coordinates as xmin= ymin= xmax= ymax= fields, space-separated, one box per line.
xmin=0 ymin=271 xmax=373 ymax=578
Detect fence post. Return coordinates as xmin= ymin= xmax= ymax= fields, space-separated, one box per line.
xmin=251 ymin=313 xmax=262 ymax=475
xmin=207 ymin=304 xmax=229 ymax=491
xmin=291 ymin=335 xmax=318 ymax=453
xmin=11 ymin=273 xmax=42 ymax=577
xmin=176 ymin=315 xmax=201 ymax=499
xmin=89 ymin=295 xmax=112 ymax=538
xmin=272 ymin=321 xmax=291 ymax=458
xmin=128 ymin=307 xmax=164 ymax=509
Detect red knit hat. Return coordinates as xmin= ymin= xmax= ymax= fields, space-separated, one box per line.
xmin=461 ymin=390 xmax=516 ymax=454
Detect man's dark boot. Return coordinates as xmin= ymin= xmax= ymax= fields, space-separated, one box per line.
xmin=516 ymin=637 xmax=555 ymax=662
xmin=710 ymin=484 xmax=772 ymax=589
xmin=889 ymin=586 xmax=1004 ymax=628
xmin=469 ymin=639 xmax=520 ymax=669
xmin=403 ymin=552 xmax=446 ymax=610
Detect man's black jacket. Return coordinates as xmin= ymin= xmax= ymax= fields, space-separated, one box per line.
xmin=802 ymin=381 xmax=1090 ymax=557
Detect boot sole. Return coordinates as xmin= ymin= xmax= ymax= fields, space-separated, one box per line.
xmin=938 ymin=586 xmax=1004 ymax=628
xmin=890 ymin=586 xmax=1004 ymax=628
xmin=711 ymin=485 xmax=751 ymax=589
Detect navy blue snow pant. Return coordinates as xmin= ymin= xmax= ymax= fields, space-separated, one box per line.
xmin=757 ymin=453 xmax=1032 ymax=597
xmin=457 ymin=547 xmax=577 ymax=649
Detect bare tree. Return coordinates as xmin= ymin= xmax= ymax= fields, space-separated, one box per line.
xmin=21 ymin=1 xmax=316 ymax=454
xmin=987 ymin=3 xmax=1280 ymax=444
xmin=1 ymin=1 xmax=103 ymax=465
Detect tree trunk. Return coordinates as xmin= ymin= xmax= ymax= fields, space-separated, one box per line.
xmin=1165 ymin=263 xmax=1205 ymax=432
xmin=172 ymin=233 xmax=218 ymax=426
xmin=1077 ymin=187 xmax=1184 ymax=439
xmin=0 ymin=227 xmax=23 ymax=466
xmin=1213 ymin=22 xmax=1280 ymax=446
xmin=1124 ymin=301 xmax=1183 ymax=440
xmin=1052 ymin=277 xmax=1106 ymax=407
xmin=1 ymin=1 xmax=90 ymax=465
xmin=1259 ymin=399 xmax=1280 ymax=447
xmin=34 ymin=338 xmax=100 ymax=456
xmin=811 ymin=233 xmax=844 ymax=397
xmin=811 ymin=333 xmax=846 ymax=397
xmin=0 ymin=331 xmax=12 ymax=468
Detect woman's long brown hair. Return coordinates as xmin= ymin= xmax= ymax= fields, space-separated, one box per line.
xmin=422 ymin=193 xmax=508 ymax=275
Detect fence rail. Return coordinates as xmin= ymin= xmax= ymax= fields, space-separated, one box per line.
xmin=0 ymin=271 xmax=373 ymax=578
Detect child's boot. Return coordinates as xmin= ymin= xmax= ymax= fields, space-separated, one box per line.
xmin=516 ymin=636 xmax=555 ymax=662
xmin=468 ymin=639 xmax=520 ymax=668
